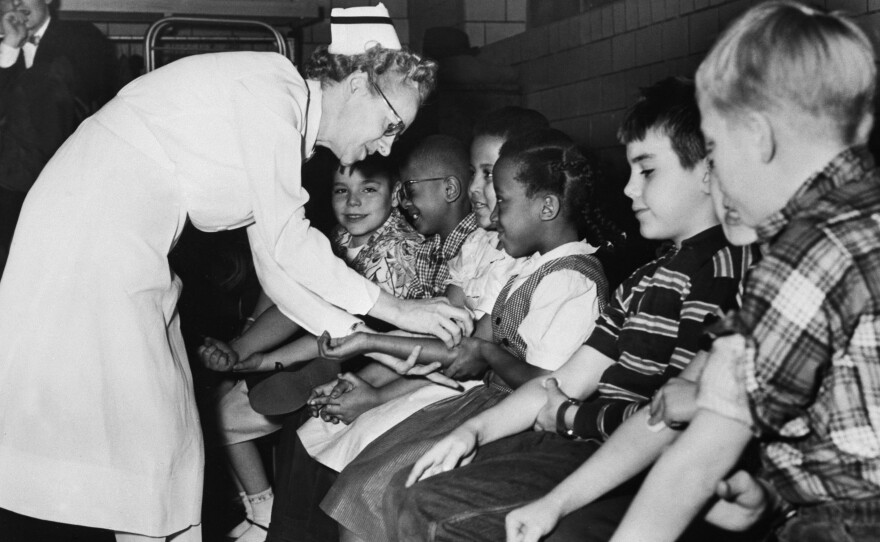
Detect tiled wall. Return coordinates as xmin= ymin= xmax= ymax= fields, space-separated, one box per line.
xmin=463 ymin=0 xmax=526 ymax=47
xmin=475 ymin=0 xmax=880 ymax=171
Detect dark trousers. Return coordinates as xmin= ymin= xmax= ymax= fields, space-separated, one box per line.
xmin=388 ymin=431 xmax=609 ymax=542
xmin=266 ymin=409 xmax=339 ymax=542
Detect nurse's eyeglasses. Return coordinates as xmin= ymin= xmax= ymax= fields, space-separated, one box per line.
xmin=398 ymin=177 xmax=446 ymax=201
xmin=369 ymin=78 xmax=406 ymax=138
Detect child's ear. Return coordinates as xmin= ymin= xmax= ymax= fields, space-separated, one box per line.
xmin=444 ymin=176 xmax=463 ymax=203
xmin=539 ymin=194 xmax=561 ymax=221
xmin=746 ymin=111 xmax=776 ymax=164
xmin=698 ymin=158 xmax=712 ymax=196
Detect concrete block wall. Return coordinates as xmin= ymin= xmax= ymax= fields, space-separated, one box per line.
xmin=476 ymin=0 xmax=880 ymax=172
xmin=463 ymin=0 xmax=527 ymax=47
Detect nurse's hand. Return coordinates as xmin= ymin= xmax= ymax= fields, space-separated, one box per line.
xmin=198 ymin=337 xmax=239 ymax=372
xmin=369 ymin=291 xmax=474 ymax=348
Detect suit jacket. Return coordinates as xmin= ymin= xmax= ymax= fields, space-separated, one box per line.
xmin=0 ymin=18 xmax=119 ymax=111
xmin=0 ymin=18 xmax=118 ymax=256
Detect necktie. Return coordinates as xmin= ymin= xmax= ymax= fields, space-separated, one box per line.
xmin=27 ymin=34 xmax=40 ymax=46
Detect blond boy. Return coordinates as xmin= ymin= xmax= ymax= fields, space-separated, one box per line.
xmin=611 ymin=3 xmax=880 ymax=541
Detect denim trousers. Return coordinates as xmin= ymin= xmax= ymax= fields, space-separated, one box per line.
xmin=776 ymin=498 xmax=880 ymax=542
xmin=387 ymin=431 xmax=611 ymax=542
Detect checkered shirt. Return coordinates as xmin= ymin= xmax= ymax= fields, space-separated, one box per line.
xmin=408 ymin=213 xmax=478 ymax=299
xmin=720 ymin=147 xmax=880 ymax=504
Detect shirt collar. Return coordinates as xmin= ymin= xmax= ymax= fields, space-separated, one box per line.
xmin=519 ymin=239 xmax=598 ymax=273
xmin=304 ymin=79 xmax=322 ymax=160
xmin=656 ymin=224 xmax=727 ymax=258
xmin=755 ymin=146 xmax=875 ymax=242
xmin=32 ymin=15 xmax=50 ymax=40
xmin=429 ymin=212 xmax=478 ymax=259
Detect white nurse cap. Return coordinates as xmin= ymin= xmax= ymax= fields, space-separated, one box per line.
xmin=328 ymin=3 xmax=402 ymax=55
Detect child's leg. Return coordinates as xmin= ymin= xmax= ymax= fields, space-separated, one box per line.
xmin=217 ymin=380 xmax=280 ymax=541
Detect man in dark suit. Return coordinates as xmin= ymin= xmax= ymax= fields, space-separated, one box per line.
xmin=0 ymin=0 xmax=118 ymax=271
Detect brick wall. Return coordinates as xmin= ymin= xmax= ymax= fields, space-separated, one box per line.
xmin=477 ymin=0 xmax=880 ymax=173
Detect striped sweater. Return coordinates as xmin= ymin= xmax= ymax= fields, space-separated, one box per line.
xmin=573 ymin=225 xmax=760 ymax=440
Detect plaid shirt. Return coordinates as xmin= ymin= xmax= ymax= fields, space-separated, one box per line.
xmin=408 ymin=213 xmax=478 ymax=299
xmin=573 ymin=226 xmax=757 ymax=440
xmin=719 ymin=147 xmax=880 ymax=505
xmin=331 ymin=208 xmax=424 ymax=300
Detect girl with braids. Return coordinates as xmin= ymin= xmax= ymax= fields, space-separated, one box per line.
xmin=0 ymin=5 xmax=472 ymax=542
xmin=315 ymin=129 xmax=621 ymax=542
xmin=397 ymin=77 xmax=759 ymax=542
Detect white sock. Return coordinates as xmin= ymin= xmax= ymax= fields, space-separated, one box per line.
xmin=236 ymin=488 xmax=273 ymax=542
xmin=247 ymin=488 xmax=273 ymax=526
xmin=226 ymin=491 xmax=253 ymax=538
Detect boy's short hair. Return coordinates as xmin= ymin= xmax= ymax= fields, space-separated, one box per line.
xmin=404 ymin=134 xmax=471 ymax=182
xmin=338 ymin=154 xmax=399 ymax=187
xmin=473 ymin=106 xmax=550 ymax=142
xmin=696 ymin=1 xmax=876 ymax=145
xmin=617 ymin=77 xmax=705 ymax=170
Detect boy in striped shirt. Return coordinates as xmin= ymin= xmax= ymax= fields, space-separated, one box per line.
xmin=391 ymin=77 xmax=760 ymax=542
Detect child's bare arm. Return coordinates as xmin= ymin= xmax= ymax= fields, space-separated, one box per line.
xmin=504 ymin=349 xmax=714 ymax=539
xmin=319 ymin=332 xmax=458 ymax=367
xmin=506 ymin=406 xmax=681 ymax=542
xmin=407 ymin=345 xmax=615 ymax=486
xmin=232 ymin=304 xmax=301 ymax=359
xmin=234 ymin=334 xmax=319 ymax=372
xmin=609 ymin=409 xmax=753 ymax=542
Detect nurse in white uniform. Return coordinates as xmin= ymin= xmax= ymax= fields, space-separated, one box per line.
xmin=0 ymin=4 xmax=469 ymax=541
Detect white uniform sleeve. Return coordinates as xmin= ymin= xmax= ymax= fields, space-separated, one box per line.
xmin=519 ymin=270 xmax=599 ymax=371
xmin=231 ymin=66 xmax=380 ymax=336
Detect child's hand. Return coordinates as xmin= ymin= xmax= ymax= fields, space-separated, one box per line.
xmin=445 ymin=337 xmax=489 ymax=380
xmin=648 ymin=377 xmax=698 ymax=429
xmin=705 ymin=470 xmax=771 ymax=531
xmin=317 ymin=331 xmax=367 ymax=361
xmin=231 ymin=352 xmax=269 ymax=372
xmin=534 ymin=377 xmax=570 ymax=433
xmin=307 ymin=377 xmax=348 ymax=420
xmin=312 ymin=372 xmax=382 ymax=425
xmin=197 ymin=337 xmax=239 ymax=372
xmin=406 ymin=425 xmax=479 ymax=487
xmin=505 ymin=496 xmax=564 ymax=542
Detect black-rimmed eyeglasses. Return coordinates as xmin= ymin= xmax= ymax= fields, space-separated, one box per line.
xmin=369 ymin=78 xmax=406 ymax=138
xmin=398 ymin=176 xmax=446 ymax=201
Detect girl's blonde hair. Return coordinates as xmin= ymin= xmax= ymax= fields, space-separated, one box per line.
xmin=696 ymin=1 xmax=875 ymax=145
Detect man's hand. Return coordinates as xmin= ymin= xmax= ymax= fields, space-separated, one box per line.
xmin=1 ymin=10 xmax=27 ymax=48
xmin=534 ymin=377 xmax=570 ymax=433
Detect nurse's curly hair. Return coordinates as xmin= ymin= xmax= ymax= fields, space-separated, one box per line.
xmin=304 ymin=45 xmax=438 ymax=104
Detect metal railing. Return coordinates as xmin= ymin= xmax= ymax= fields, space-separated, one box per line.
xmin=144 ymin=16 xmax=291 ymax=72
